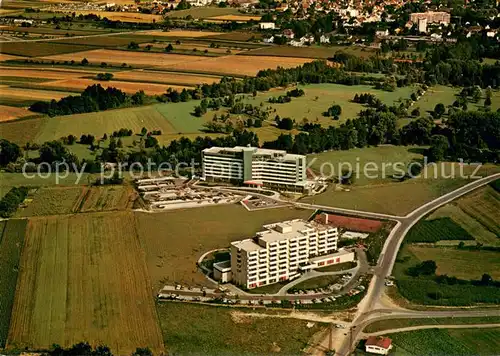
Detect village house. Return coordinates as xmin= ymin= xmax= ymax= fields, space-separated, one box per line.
xmin=365 ymin=336 xmax=393 ymax=355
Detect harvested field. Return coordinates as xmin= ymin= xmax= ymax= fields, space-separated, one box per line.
xmin=166 ymin=55 xmax=313 ymax=76
xmin=0 ymin=86 xmax=73 ymax=101
xmin=75 ymin=185 xmax=137 ymax=212
xmin=61 ymin=10 xmax=163 ymax=23
xmin=0 ymin=42 xmax=93 ymax=57
xmin=455 ymin=186 xmax=500 ymax=236
xmin=40 ymin=78 xmax=190 ymax=95
xmin=0 ymin=105 xmax=33 ymax=122
xmin=0 ymin=67 xmax=93 ymax=80
xmin=141 ymin=30 xmax=221 ymax=37
xmin=314 ymin=213 xmax=382 ymax=233
xmin=246 ymin=45 xmax=337 ymax=59
xmin=165 ymin=7 xmax=243 ymax=19
xmin=142 ymin=42 xmax=244 ymax=55
xmin=41 ymin=49 xmax=204 ymax=68
xmin=7 ymin=213 xmax=164 ymax=354
xmin=206 ymin=14 xmax=261 ymax=22
xmin=0 ymin=53 xmax=26 ymax=62
xmin=135 ymin=205 xmax=312 ymax=290
xmin=113 ymin=69 xmax=221 ymax=86
xmin=206 ymin=31 xmax=261 ymax=41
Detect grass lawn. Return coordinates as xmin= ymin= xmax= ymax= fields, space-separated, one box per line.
xmin=387 ymin=328 xmax=500 ymax=356
xmin=415 ymin=85 xmax=459 ymax=116
xmin=157 ymin=302 xmax=324 ymax=355
xmin=364 ymin=316 xmax=500 ymax=333
xmin=238 ymin=83 xmax=416 ymax=127
xmin=291 ymin=275 xmax=341 ymax=291
xmin=315 ymin=261 xmax=357 ymax=272
xmin=0 ymin=219 xmax=27 ymax=348
xmin=7 ymin=212 xmax=164 ymax=354
xmin=408 ymin=246 xmax=500 ymax=280
xmin=134 ymin=204 xmax=313 ymax=290
xmin=306 ymin=145 xmax=424 ymax=186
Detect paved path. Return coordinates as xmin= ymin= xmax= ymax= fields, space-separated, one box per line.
xmin=363 ymin=323 xmax=500 ymax=337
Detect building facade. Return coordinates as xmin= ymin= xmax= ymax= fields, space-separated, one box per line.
xmin=410 ymin=11 xmax=450 ymax=24
xmin=201 ymin=146 xmax=309 ymax=192
xmin=230 ymin=219 xmax=339 ymax=289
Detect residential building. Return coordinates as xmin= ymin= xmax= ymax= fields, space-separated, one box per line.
xmin=201 ymin=146 xmax=309 ymax=192
xmin=259 ymin=22 xmax=276 ymax=30
xmin=230 ymin=219 xmax=340 ymax=289
xmin=410 ymin=11 xmax=450 ymax=25
xmin=418 ymin=18 xmax=428 ymax=33
xmin=365 ymin=336 xmax=393 ymax=355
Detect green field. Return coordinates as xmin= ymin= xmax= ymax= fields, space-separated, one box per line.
xmin=415 ymin=85 xmax=459 ymax=115
xmin=386 ymin=328 xmax=500 ymax=355
xmin=406 ymin=217 xmax=474 ymax=243
xmin=0 ymin=42 xmax=94 ymax=57
xmin=0 ymin=219 xmax=27 ymax=348
xmin=408 ymin=246 xmax=500 ymax=280
xmin=157 ymin=302 xmax=324 ymax=355
xmin=364 ymin=316 xmax=500 ymax=333
xmin=16 ymin=187 xmax=84 ymax=217
xmin=135 ymin=204 xmax=312 ymax=289
xmin=306 ymin=145 xmax=424 ymax=186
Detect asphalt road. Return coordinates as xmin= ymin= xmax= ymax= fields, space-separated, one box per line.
xmin=329 ymin=173 xmax=500 ymax=356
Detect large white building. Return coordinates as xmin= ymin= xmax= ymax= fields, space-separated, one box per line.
xmin=230 ymin=219 xmax=348 ymax=289
xmin=201 ymin=146 xmax=310 ymax=192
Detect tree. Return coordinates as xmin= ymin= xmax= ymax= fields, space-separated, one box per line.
xmin=128 ymin=41 xmax=139 ymax=49
xmin=433 ymin=103 xmax=446 ymax=118
xmin=0 ymin=139 xmax=21 ymax=166
xmin=81 ymin=57 xmax=89 ymax=65
xmin=132 ymin=348 xmax=152 ymax=356
xmin=325 ymin=104 xmax=342 ymax=117
xmin=427 ymin=135 xmax=449 ymax=162
xmin=407 ymin=260 xmax=437 ymax=276
xmin=480 ymin=273 xmax=493 ymax=286
xmin=141 ymin=127 xmax=148 ymax=136
xmin=277 ymin=117 xmax=294 ymax=130
xmin=484 ymin=96 xmax=492 ymax=107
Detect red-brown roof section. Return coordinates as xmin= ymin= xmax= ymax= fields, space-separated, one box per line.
xmin=366 ymin=336 xmax=392 ymax=349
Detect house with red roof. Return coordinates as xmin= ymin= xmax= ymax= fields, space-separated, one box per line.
xmin=365 ymin=336 xmax=393 ymax=355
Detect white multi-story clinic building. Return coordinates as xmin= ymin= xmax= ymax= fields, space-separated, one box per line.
xmin=201 ymin=146 xmax=311 ymax=192
xmin=229 ymin=219 xmax=354 ymax=289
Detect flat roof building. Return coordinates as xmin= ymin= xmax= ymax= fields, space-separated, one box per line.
xmin=230 ymin=219 xmax=343 ymax=289
xmin=202 ymin=146 xmax=310 ymax=192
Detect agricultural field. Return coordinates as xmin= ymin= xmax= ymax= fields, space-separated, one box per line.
xmin=164 ymin=7 xmax=246 ymax=19
xmin=247 ymin=45 xmax=377 ymax=59
xmin=141 ymin=30 xmax=222 ymax=38
xmin=16 ymin=187 xmax=85 ymax=217
xmin=112 ymin=70 xmax=222 ymax=86
xmin=75 ymin=185 xmax=137 ymax=212
xmin=0 ymin=105 xmax=33 ymax=122
xmin=407 ymin=246 xmax=500 ymax=280
xmin=7 ymin=212 xmax=164 ymax=354
xmin=0 ymin=53 xmax=26 ymax=62
xmin=386 ymin=328 xmax=500 ymax=356
xmin=425 ymin=184 xmax=500 ymax=246
xmin=39 ymin=77 xmax=189 ymax=95
xmin=157 ymin=302 xmax=324 ymax=355
xmin=405 ymin=217 xmax=474 ymax=243
xmin=205 ymin=14 xmax=262 ymax=22
xmin=41 ymin=49 xmax=205 ymax=68
xmin=0 ymin=42 xmax=94 ymax=57
xmin=166 ymin=54 xmax=313 ymax=76
xmin=134 ymin=204 xmax=312 ymax=289
xmin=0 ymin=219 xmax=28 ymax=348
xmin=0 ymin=86 xmax=73 ymax=102
xmin=60 ymin=10 xmax=163 ymax=23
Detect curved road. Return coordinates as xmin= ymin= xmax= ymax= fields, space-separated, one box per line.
xmin=326 ymin=173 xmax=500 ymax=356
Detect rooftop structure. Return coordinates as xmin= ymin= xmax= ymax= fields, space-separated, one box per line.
xmin=365 ymin=336 xmax=393 ymax=355
xmin=202 ymin=146 xmax=310 ymax=193
xmin=230 ymin=219 xmax=343 ymax=289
